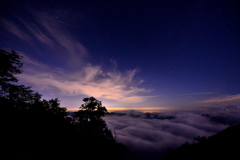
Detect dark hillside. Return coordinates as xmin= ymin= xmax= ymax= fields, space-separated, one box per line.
xmin=166 ymin=124 xmax=240 ymax=160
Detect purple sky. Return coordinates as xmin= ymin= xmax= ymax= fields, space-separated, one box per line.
xmin=1 ymin=0 xmax=240 ymax=111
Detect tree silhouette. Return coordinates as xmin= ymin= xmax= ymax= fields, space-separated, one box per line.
xmin=0 ymin=49 xmax=23 ymax=84
xmin=1 ymin=49 xmax=126 ymax=160
xmin=73 ymin=97 xmax=114 ymax=140
xmin=0 ymin=49 xmax=34 ymax=112
xmin=0 ymin=49 xmax=23 ymax=97
xmin=71 ymin=97 xmax=126 ymax=160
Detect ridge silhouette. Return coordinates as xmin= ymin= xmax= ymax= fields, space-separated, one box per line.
xmin=165 ymin=124 xmax=240 ymax=160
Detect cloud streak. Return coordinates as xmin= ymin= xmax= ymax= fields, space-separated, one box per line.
xmin=1 ymin=19 xmax=32 ymax=43
xmin=18 ymin=54 xmax=151 ymax=103
xmin=200 ymin=94 xmax=240 ymax=103
xmin=182 ymin=92 xmax=215 ymax=96
xmin=1 ymin=9 xmax=87 ymax=67
xmin=196 ymin=94 xmax=240 ymax=108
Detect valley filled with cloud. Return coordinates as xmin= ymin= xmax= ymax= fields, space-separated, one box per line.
xmin=104 ymin=105 xmax=240 ymax=159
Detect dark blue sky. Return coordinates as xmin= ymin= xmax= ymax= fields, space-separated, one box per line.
xmin=1 ymin=0 xmax=240 ymax=111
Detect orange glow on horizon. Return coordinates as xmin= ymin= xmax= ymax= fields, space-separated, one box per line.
xmin=106 ymin=107 xmax=167 ymax=113
xmin=66 ymin=108 xmax=79 ymax=112
xmin=66 ymin=107 xmax=169 ymax=113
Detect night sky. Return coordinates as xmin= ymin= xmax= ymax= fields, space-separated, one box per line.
xmin=1 ymin=0 xmax=240 ymax=111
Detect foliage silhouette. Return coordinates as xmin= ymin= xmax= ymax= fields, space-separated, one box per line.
xmin=1 ymin=49 xmax=126 ymax=160
xmin=72 ymin=97 xmax=126 ymax=160
xmin=0 ymin=49 xmax=23 ymax=84
xmin=73 ymin=97 xmax=113 ymax=140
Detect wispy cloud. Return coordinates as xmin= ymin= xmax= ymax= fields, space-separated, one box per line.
xmin=199 ymin=94 xmax=240 ymax=103
xmin=1 ymin=19 xmax=32 ymax=43
xmin=182 ymin=92 xmax=215 ymax=96
xmin=1 ymin=10 xmax=87 ymax=67
xmin=18 ymin=54 xmax=152 ymax=103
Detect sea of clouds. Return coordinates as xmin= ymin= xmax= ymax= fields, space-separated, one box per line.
xmin=103 ymin=105 xmax=240 ymax=160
